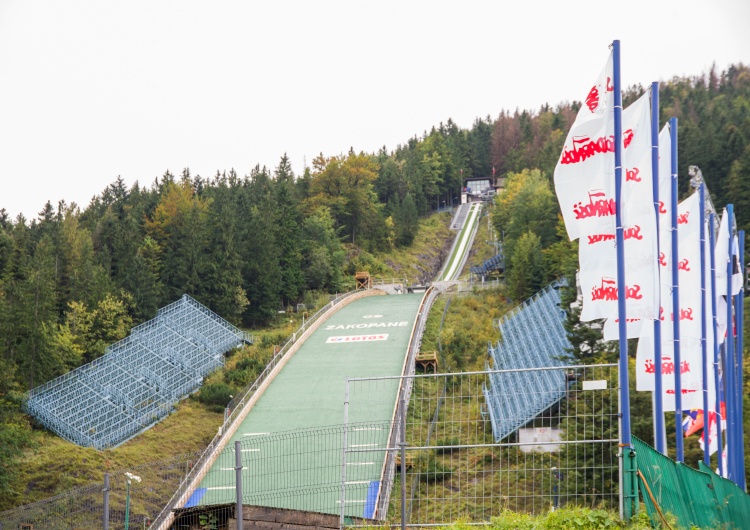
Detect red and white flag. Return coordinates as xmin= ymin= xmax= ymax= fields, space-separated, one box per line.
xmin=602 ymin=123 xmax=670 ymax=340
xmin=699 ymin=402 xmax=726 ymax=457
xmin=636 ymin=192 xmax=715 ymax=411
xmin=554 ymin=52 xmax=615 ymax=242
xmin=712 ymin=209 xmax=742 ymax=344
xmin=579 ymin=92 xmax=657 ymax=325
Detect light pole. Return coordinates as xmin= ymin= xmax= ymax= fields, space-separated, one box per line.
xmin=124 ymin=472 xmax=141 ymax=530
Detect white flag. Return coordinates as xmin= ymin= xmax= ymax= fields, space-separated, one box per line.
xmin=602 ymin=123 xmax=670 ymax=340
xmin=731 ymin=234 xmax=743 ymax=296
xmin=635 ymin=194 xmax=700 ymax=382
xmin=554 ymin=53 xmax=615 ymax=241
xmin=636 ymin=192 xmax=714 ymax=410
xmin=714 ymin=209 xmax=730 ymax=342
xmin=579 ymin=92 xmax=657 ymax=325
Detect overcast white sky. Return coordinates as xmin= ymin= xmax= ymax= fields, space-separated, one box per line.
xmin=1 ymin=1 xmax=748 ymax=220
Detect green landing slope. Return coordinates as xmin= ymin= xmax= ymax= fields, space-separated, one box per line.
xmin=193 ymin=293 xmax=423 ymax=516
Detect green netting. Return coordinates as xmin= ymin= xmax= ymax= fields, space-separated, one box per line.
xmin=633 ymin=437 xmax=694 ymax=529
xmin=634 ymin=436 xmax=750 ymax=529
xmin=699 ymin=460 xmax=750 ymax=527
xmin=674 ymin=462 xmax=724 ymax=529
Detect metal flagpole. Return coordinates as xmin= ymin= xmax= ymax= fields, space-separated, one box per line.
xmin=699 ymin=183 xmax=710 ymax=465
xmin=736 ymin=230 xmax=745 ymax=490
xmin=612 ymin=40 xmax=636 ymax=520
xmin=235 ymin=441 xmax=244 ymax=530
xmin=650 ymin=82 xmax=666 ymax=453
xmin=725 ymin=205 xmax=736 ymax=482
xmin=670 ymin=117 xmax=684 ymax=462
xmin=709 ymin=213 xmax=724 ymax=476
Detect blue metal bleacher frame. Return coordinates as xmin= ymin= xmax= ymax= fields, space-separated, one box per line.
xmin=25 ymin=295 xmax=250 ymax=450
xmin=483 ymin=281 xmax=572 ymax=442
xmin=470 ymin=242 xmax=504 ymax=278
xmin=470 ymin=253 xmax=504 ymax=277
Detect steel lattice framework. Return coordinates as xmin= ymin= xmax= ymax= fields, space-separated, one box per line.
xmin=25 ymin=295 xmax=250 ymax=450
xmin=483 ymin=281 xmax=572 ymax=441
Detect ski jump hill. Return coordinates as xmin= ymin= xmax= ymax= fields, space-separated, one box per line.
xmin=153 ymin=203 xmax=483 ymax=528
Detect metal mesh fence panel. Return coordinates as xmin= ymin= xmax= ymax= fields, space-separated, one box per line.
xmin=4 ymin=365 xmax=620 ymax=529
xmin=0 ymin=450 xmax=204 ymax=529
xmin=188 ymin=426 xmax=373 ymax=515
xmin=346 ymin=364 xmax=620 ymax=527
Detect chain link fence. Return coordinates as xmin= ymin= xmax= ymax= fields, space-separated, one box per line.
xmin=345 ymin=364 xmax=621 ymax=526
xmin=2 ymin=364 xmax=619 ymax=529
xmin=0 ymin=450 xmax=204 ymax=529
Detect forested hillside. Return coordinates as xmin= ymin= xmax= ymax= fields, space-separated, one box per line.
xmin=1 ymin=63 xmax=748 ymax=505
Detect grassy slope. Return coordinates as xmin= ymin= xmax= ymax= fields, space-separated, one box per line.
xmin=15 ymin=399 xmax=222 ymax=501
xmin=370 ymin=211 xmax=455 ymax=284
xmin=459 ymin=205 xmax=501 ymax=278
xmin=5 ymin=211 xmax=456 ymax=510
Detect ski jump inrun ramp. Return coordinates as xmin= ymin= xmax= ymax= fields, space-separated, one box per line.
xmin=157 ymin=203 xmax=483 ymax=527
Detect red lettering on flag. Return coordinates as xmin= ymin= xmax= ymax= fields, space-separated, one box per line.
xmin=573 ymin=190 xmax=616 ymax=220
xmin=585 ymin=86 xmax=600 ymax=112
xmin=590 ymin=279 xmax=642 ymax=301
xmin=625 ymin=167 xmax=641 ymax=182
xmin=560 ymin=135 xmax=615 ymax=165
xmin=623 ymin=129 xmax=634 ymax=148
xmin=624 ymin=225 xmax=643 ymax=241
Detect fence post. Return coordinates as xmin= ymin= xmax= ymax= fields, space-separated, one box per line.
xmin=103 ymin=473 xmax=110 ymax=530
xmin=235 ymin=441 xmax=243 ymax=530
xmin=340 ymin=379 xmax=350 ymax=530
xmin=399 ymin=397 xmax=407 ymax=530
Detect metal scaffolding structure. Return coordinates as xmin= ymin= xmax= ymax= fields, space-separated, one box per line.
xmin=483 ymin=282 xmax=572 ymax=441
xmin=25 ymin=295 xmax=250 ymax=450
xmin=469 ymin=252 xmax=504 ymax=278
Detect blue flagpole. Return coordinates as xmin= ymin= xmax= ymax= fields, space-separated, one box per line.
xmin=736 ymin=230 xmax=745 ymax=490
xmin=710 ymin=213 xmax=723 ymax=476
xmin=670 ymin=117 xmax=684 ymax=463
xmin=651 ymin=82 xmax=665 ymax=453
xmin=613 ymin=40 xmax=635 ymax=520
xmin=700 ymin=184 xmax=710 ymax=466
xmin=725 ymin=204 xmax=735 ymax=482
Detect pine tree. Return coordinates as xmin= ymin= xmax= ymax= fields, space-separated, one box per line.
xmin=397 ymin=193 xmax=419 ymax=246
xmin=145 ymin=180 xmax=210 ymax=302
xmin=16 ymin=235 xmax=60 ymax=388
xmin=274 ymin=160 xmax=305 ymax=305
xmin=201 ymin=177 xmax=246 ymax=323
xmin=241 ymin=204 xmax=282 ymax=324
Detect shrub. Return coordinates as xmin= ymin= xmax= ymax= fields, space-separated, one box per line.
xmin=435 ymin=437 xmax=461 ymax=454
xmin=198 ymin=383 xmax=233 ymax=410
xmin=419 ymin=454 xmax=452 ymax=483
xmin=489 ymin=510 xmax=536 ymax=530
xmin=542 ymin=506 xmax=622 ymax=529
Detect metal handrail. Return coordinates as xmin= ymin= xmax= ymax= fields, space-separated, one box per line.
xmin=373 ymin=285 xmax=439 ymax=519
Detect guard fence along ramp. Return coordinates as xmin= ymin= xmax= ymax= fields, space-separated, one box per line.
xmin=483 ymin=281 xmax=572 ymax=442
xmin=25 ymin=295 xmax=250 ymax=450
